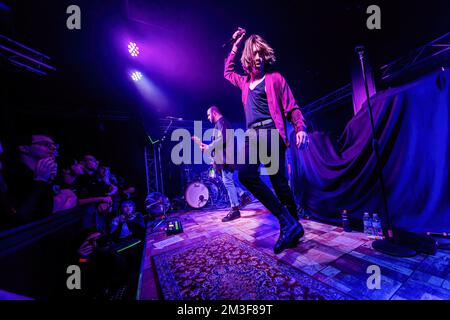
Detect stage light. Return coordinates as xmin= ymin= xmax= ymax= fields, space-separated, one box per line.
xmin=131 ymin=71 xmax=142 ymax=81
xmin=128 ymin=42 xmax=140 ymax=57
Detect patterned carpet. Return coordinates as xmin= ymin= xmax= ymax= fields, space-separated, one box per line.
xmin=153 ymin=234 xmax=351 ymax=300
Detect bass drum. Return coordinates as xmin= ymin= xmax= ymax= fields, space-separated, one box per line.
xmin=185 ymin=181 xmax=210 ymax=209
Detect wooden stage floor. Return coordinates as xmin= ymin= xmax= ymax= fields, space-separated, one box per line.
xmin=138 ymin=202 xmax=450 ymax=300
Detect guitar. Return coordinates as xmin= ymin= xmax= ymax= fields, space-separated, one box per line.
xmin=191 ymin=135 xmax=219 ymax=169
xmin=191 ymin=135 xmax=208 ymax=150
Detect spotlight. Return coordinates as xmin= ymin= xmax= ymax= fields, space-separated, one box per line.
xmin=131 ymin=71 xmax=142 ymax=81
xmin=128 ymin=42 xmax=140 ymax=57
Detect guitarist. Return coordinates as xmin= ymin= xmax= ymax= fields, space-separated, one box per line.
xmin=194 ymin=106 xmax=251 ymax=221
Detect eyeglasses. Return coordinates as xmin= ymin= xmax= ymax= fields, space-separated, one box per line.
xmin=31 ymin=140 xmax=59 ymax=150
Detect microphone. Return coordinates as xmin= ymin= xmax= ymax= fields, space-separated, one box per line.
xmin=166 ymin=116 xmax=183 ymax=121
xmin=355 ymin=45 xmax=365 ymax=59
xmin=222 ymin=28 xmax=246 ymax=48
xmin=355 ymin=45 xmax=365 ymax=53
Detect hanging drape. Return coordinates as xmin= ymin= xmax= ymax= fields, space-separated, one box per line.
xmin=290 ymin=70 xmax=450 ymax=233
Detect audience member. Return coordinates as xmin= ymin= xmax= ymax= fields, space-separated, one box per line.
xmin=1 ymin=132 xmax=142 ymax=298
xmin=75 ymin=155 xmax=118 ymax=232
xmin=61 ymin=159 xmax=85 ymax=190
xmin=4 ymin=134 xmax=59 ymax=224
xmin=110 ymin=200 xmax=145 ymax=242
xmin=77 ymin=155 xmax=109 ymax=198
xmin=75 ymin=229 xmax=128 ymax=299
xmin=98 ymin=166 xmax=119 ymax=197
xmin=60 ymin=159 xmax=112 ymax=207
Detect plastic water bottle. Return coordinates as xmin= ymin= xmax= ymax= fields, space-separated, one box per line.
xmin=363 ymin=212 xmax=374 ymax=238
xmin=341 ymin=210 xmax=352 ymax=232
xmin=372 ymin=213 xmax=384 ymax=239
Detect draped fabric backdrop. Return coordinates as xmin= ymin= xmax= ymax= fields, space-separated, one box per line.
xmin=290 ymin=70 xmax=450 ymax=233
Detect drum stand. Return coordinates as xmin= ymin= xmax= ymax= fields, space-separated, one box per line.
xmin=206 ymin=185 xmax=215 ymax=208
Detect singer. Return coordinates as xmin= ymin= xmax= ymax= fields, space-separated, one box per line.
xmin=224 ymin=28 xmax=309 ymax=254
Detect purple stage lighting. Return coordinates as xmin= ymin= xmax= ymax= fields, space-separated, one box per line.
xmin=131 ymin=71 xmax=142 ymax=81
xmin=128 ymin=42 xmax=140 ymax=57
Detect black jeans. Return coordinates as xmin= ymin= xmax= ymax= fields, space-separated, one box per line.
xmin=238 ymin=124 xmax=297 ymax=216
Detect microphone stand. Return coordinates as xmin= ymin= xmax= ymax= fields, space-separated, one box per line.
xmin=150 ymin=198 xmax=168 ymax=233
xmin=356 ymin=46 xmax=416 ymax=257
xmin=153 ymin=119 xmax=173 ymax=194
xmin=149 ymin=119 xmax=174 ymax=233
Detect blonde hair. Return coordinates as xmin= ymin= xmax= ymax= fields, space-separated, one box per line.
xmin=240 ymin=34 xmax=276 ymax=74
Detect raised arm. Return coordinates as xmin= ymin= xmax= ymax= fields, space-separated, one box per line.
xmin=224 ymin=28 xmax=246 ymax=89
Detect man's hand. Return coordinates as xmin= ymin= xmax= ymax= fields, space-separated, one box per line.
xmin=296 ymin=131 xmax=309 ymax=150
xmin=107 ymin=185 xmax=119 ymax=196
xmin=231 ymin=27 xmax=246 ymax=53
xmin=200 ymin=143 xmax=209 ymax=151
xmin=192 ymin=135 xmax=208 ymax=150
xmin=78 ymin=242 xmax=95 ymax=258
xmin=53 ymin=189 xmax=78 ymax=213
xmin=34 ymin=157 xmax=57 ymax=182
xmin=100 ymin=196 xmax=113 ymax=204
xmin=78 ymin=232 xmax=102 ymax=258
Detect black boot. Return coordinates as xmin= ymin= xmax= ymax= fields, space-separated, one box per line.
xmin=273 ymin=207 xmax=305 ymax=254
xmin=286 ymin=204 xmax=299 ymax=220
xmin=222 ymin=207 xmax=241 ymax=222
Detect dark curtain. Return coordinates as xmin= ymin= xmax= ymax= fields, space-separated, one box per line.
xmin=291 ymin=69 xmax=450 ymax=233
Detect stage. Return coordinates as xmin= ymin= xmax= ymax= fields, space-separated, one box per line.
xmin=138 ymin=202 xmax=450 ymax=300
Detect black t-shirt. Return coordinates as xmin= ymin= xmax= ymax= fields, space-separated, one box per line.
xmin=245 ymin=78 xmax=271 ymax=128
xmin=76 ymin=172 xmax=110 ymax=198
xmin=111 ymin=212 xmax=145 ymax=241
xmin=211 ymin=117 xmax=235 ymax=170
xmin=3 ymin=162 xmax=54 ymax=225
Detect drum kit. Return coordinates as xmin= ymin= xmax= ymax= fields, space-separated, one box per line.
xmin=145 ymin=165 xmax=229 ymax=220
xmin=183 ymin=165 xmax=229 ymax=209
xmin=145 ymin=120 xmax=229 ymax=215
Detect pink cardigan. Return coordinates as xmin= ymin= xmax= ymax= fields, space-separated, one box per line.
xmin=224 ymin=51 xmax=307 ymax=146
